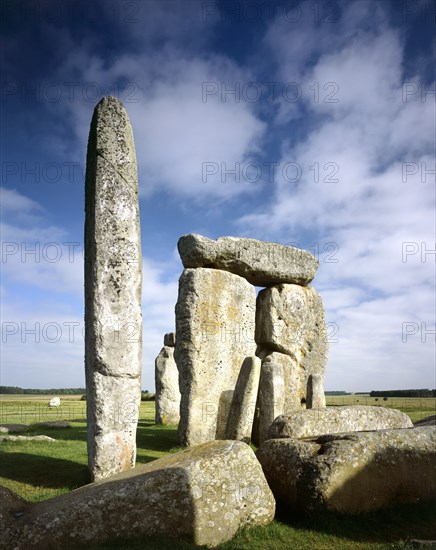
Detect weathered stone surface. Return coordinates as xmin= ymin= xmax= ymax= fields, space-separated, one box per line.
xmin=155 ymin=345 xmax=181 ymax=425
xmin=256 ymin=284 xmax=328 ymax=409
xmin=253 ymin=356 xmax=286 ymax=446
xmin=48 ymin=397 xmax=60 ymax=407
xmin=164 ymin=332 xmax=176 ymax=347
xmin=3 ymin=441 xmax=275 ymax=549
xmin=225 ymin=356 xmax=261 ymax=443
xmin=175 ymin=268 xmax=256 ymax=447
xmin=85 ymin=96 xmax=142 ymax=481
xmin=0 ymin=435 xmax=56 ymax=442
xmin=0 ymin=486 xmax=29 ymax=532
xmin=257 ymin=351 xmax=304 ymax=414
xmin=267 ymin=406 xmax=413 ymax=440
xmin=256 ymin=427 xmax=436 ymax=514
xmin=178 ymin=234 xmax=318 ymax=286
xmin=0 ymin=424 xmax=28 ymax=434
xmin=306 ymin=374 xmax=326 ymax=409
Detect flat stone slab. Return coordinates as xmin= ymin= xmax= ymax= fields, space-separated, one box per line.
xmin=178 ymin=234 xmax=318 ymax=286
xmin=256 ymin=426 xmax=436 ymax=514
xmin=0 ymin=435 xmax=56 ymax=443
xmin=0 ymin=424 xmax=28 ymax=434
xmin=33 ymin=421 xmax=71 ymax=429
xmin=2 ymin=440 xmax=275 ymax=549
xmin=267 ymin=406 xmax=413 ymax=440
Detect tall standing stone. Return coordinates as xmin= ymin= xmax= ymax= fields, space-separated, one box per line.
xmin=256 ymin=284 xmax=328 ymax=410
xmin=225 ymin=356 xmax=261 ymax=443
xmin=254 ymin=356 xmax=285 ymax=445
xmin=85 ymin=96 xmax=142 ymax=481
xmin=175 ymin=268 xmax=256 ymax=447
xmin=155 ymin=333 xmax=181 ymax=425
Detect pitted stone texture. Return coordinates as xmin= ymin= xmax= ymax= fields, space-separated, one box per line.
xmin=85 ymin=96 xmax=142 ymax=481
xmin=0 ymin=486 xmax=29 ymax=534
xmin=86 ymin=372 xmax=141 ymax=480
xmin=256 ymin=427 xmax=436 ymax=514
xmin=175 ymin=268 xmax=256 ymax=447
xmin=258 ymin=351 xmax=305 ymax=414
xmin=225 ymin=356 xmax=261 ymax=444
xmin=266 ymin=406 xmax=413 ymax=440
xmin=256 ymin=284 xmax=327 ymax=397
xmin=178 ymin=234 xmax=318 ymax=286
xmin=155 ymin=345 xmax=181 ymax=425
xmin=2 ymin=441 xmax=275 ymax=549
xmin=253 ymin=356 xmax=286 ymax=446
xmin=164 ymin=332 xmax=176 ymax=347
xmin=306 ymin=374 xmax=326 ymax=409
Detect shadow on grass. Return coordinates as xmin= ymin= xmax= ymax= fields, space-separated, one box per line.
xmin=135 ymin=422 xmax=179 ymax=462
xmin=27 ymin=425 xmax=88 ymax=442
xmin=275 ymin=498 xmax=436 ymax=544
xmin=0 ymin=452 xmax=90 ymax=489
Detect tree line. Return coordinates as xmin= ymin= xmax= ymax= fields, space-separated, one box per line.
xmin=370 ymin=389 xmax=436 ymax=398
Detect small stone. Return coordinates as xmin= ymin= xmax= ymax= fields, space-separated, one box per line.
xmin=34 ymin=421 xmax=71 ymax=429
xmin=163 ymin=332 xmax=176 ymax=347
xmin=0 ymin=424 xmax=28 ymax=434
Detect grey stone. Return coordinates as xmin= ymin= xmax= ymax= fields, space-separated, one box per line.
xmin=256 ymin=427 xmax=436 ymax=514
xmin=164 ymin=332 xmax=176 ymax=347
xmin=2 ymin=441 xmax=275 ymax=549
xmin=0 ymin=435 xmax=56 ymax=442
xmin=256 ymin=284 xmax=328 ymax=407
xmin=254 ymin=356 xmax=286 ymax=446
xmin=155 ymin=345 xmax=181 ymax=425
xmin=175 ymin=268 xmax=256 ymax=447
xmin=0 ymin=486 xmax=29 ymax=533
xmin=178 ymin=234 xmax=318 ymax=286
xmin=267 ymin=406 xmax=413 ymax=440
xmin=84 ymin=96 xmax=142 ymax=481
xmin=33 ymin=421 xmax=71 ymax=429
xmin=306 ymin=374 xmax=326 ymax=409
xmin=225 ymin=356 xmax=261 ymax=443
xmin=0 ymin=424 xmax=28 ymax=434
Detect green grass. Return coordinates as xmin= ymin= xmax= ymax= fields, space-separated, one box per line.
xmin=1 ymin=396 xmax=435 ymax=549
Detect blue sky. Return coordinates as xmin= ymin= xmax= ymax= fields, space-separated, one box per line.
xmin=1 ymin=0 xmax=435 ymax=392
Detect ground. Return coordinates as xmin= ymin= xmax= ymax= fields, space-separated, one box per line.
xmin=0 ymin=394 xmax=435 ymax=549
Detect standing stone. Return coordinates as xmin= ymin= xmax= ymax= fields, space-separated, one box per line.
xmin=256 ymin=284 xmax=328 ymax=411
xmin=155 ymin=341 xmax=181 ymax=426
xmin=225 ymin=356 xmax=261 ymax=443
xmin=85 ymin=96 xmax=142 ymax=481
xmin=164 ymin=332 xmax=176 ymax=347
xmin=253 ymin=356 xmax=285 ymax=445
xmin=306 ymin=374 xmax=326 ymax=409
xmin=175 ymin=268 xmax=256 ymax=447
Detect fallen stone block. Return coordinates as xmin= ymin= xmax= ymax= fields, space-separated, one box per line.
xmin=256 ymin=427 xmax=436 ymax=514
xmin=33 ymin=421 xmax=71 ymax=429
xmin=0 ymin=435 xmax=56 ymax=443
xmin=0 ymin=424 xmax=28 ymax=434
xmin=2 ymin=440 xmax=275 ymax=549
xmin=267 ymin=405 xmax=413 ymax=440
xmin=178 ymin=234 xmax=318 ymax=286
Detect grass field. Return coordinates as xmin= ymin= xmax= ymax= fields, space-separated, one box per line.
xmin=1 ymin=395 xmax=435 ymax=549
